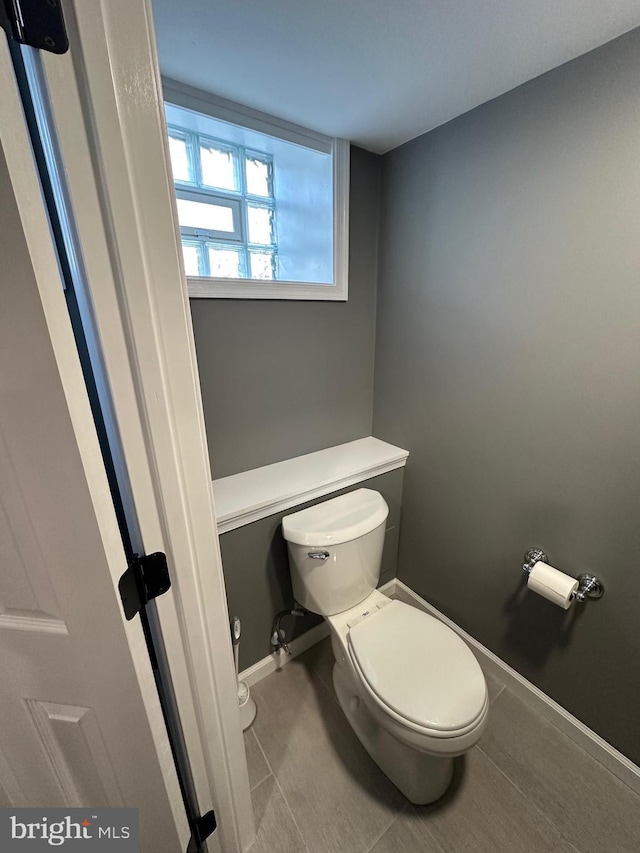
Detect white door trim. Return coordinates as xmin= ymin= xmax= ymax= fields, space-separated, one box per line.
xmin=32 ymin=0 xmax=254 ymax=850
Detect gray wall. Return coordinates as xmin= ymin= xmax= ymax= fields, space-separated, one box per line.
xmin=192 ymin=146 xmax=381 ymax=479
xmin=220 ymin=469 xmax=404 ymax=671
xmin=373 ymin=28 xmax=640 ymax=765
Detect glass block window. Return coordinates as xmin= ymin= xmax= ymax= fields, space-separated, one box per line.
xmin=168 ymin=126 xmax=277 ymax=280
xmin=164 ymin=90 xmax=347 ymax=300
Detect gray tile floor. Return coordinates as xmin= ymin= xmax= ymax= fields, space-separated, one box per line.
xmin=245 ymin=639 xmax=640 ymax=853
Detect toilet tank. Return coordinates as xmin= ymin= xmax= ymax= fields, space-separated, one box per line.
xmin=282 ymin=489 xmax=389 ymax=616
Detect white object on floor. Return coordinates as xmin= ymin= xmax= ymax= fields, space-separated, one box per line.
xmin=238 ymin=682 xmax=257 ymax=731
xmin=282 ymin=489 xmax=488 ymax=804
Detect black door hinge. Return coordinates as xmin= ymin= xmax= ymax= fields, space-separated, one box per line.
xmin=118 ymin=552 xmax=171 ymax=621
xmin=186 ymin=810 xmax=217 ymax=853
xmin=1 ymin=0 xmax=68 ymax=54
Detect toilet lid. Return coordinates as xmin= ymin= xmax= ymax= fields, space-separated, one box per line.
xmin=347 ymin=601 xmax=487 ymax=733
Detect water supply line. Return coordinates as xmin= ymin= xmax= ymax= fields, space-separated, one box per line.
xmin=270 ymin=606 xmax=308 ymax=655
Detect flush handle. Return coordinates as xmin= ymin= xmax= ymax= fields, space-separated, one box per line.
xmin=308 ymin=550 xmax=330 ymax=560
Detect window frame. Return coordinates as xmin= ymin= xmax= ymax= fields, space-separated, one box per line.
xmin=175 ymin=189 xmax=243 ymax=242
xmin=162 ymin=78 xmax=350 ymax=301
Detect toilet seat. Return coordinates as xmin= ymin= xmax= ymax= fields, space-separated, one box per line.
xmin=346 ymin=600 xmax=488 ymax=740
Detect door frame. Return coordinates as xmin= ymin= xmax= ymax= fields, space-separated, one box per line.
xmin=16 ymin=0 xmax=255 ymax=850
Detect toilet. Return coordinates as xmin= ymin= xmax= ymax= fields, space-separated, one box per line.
xmin=281 ymin=488 xmax=488 ymax=804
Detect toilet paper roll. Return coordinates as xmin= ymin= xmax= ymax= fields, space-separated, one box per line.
xmin=527 ymin=561 xmax=578 ymax=609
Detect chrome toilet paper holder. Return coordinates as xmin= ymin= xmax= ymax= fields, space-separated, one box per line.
xmin=522 ymin=548 xmax=604 ymax=602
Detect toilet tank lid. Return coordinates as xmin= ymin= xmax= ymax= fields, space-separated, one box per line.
xmin=281 ymin=489 xmax=389 ymax=546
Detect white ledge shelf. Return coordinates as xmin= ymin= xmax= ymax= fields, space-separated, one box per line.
xmin=213 ymin=437 xmax=409 ymax=533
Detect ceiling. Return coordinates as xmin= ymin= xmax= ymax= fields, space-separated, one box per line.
xmin=152 ymin=0 xmax=640 ymax=154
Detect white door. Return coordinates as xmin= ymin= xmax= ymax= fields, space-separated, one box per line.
xmin=21 ymin=1 xmax=256 ymax=850
xmin=0 ymin=36 xmax=186 ymax=851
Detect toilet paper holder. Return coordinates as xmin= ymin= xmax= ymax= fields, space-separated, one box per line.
xmin=522 ymin=549 xmax=604 ymax=602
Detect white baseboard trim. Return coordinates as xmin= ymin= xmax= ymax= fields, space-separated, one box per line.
xmin=238 ymin=579 xmax=397 ymax=688
xmin=391 ymin=578 xmax=640 ymax=798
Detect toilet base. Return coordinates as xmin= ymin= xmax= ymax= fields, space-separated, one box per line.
xmin=333 ymin=662 xmax=454 ymax=805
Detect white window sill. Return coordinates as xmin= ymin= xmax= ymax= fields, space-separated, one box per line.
xmin=187 ymin=277 xmax=348 ymax=301
xmin=212 ymin=437 xmax=409 ymax=533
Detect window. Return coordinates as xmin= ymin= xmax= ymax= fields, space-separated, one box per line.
xmin=163 ymin=80 xmax=349 ymax=300
xmin=168 ymin=128 xmax=278 ymax=280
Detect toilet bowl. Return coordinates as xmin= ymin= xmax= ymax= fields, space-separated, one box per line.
xmin=282 ymin=488 xmax=488 ymax=804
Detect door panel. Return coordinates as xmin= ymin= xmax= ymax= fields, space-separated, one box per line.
xmin=0 ymin=37 xmax=184 ymax=851
xmin=24 ymin=700 xmax=125 ymax=808
xmin=0 ymin=428 xmax=68 ymax=634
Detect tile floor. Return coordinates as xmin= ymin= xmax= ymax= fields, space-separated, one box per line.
xmin=245 ymin=638 xmax=640 ymax=853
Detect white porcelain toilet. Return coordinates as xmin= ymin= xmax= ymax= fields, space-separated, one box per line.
xmin=281 ymin=488 xmax=489 ymax=804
